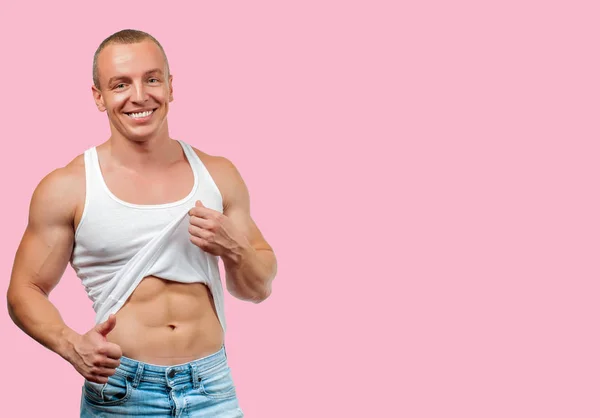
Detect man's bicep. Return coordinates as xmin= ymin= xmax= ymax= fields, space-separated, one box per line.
xmin=12 ymin=223 xmax=74 ymax=296
xmin=221 ymin=161 xmax=272 ymax=251
xmin=9 ymin=173 xmax=76 ymax=296
xmin=226 ymin=205 xmax=272 ymax=251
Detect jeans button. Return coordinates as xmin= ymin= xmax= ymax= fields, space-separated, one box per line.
xmin=168 ymin=369 xmax=176 ymax=378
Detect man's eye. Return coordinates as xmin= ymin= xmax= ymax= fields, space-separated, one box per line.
xmin=149 ymin=78 xmax=159 ymax=83
xmin=115 ymin=83 xmax=126 ymax=89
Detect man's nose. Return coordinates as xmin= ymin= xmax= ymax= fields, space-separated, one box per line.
xmin=132 ymin=82 xmax=148 ymax=103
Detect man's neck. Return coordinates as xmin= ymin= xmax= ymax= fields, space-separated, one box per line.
xmin=105 ymin=127 xmax=182 ymax=169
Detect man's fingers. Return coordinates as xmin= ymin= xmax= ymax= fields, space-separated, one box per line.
xmin=188 ymin=205 xmax=217 ymax=219
xmin=189 ymin=225 xmax=212 ymax=240
xmin=188 ymin=207 xmax=207 ymax=218
xmin=88 ymin=376 xmax=109 ymax=384
xmin=189 ymin=216 xmax=214 ymax=229
xmin=190 ymin=235 xmax=217 ymax=253
xmin=104 ymin=343 xmax=123 ymax=360
xmin=91 ymin=367 xmax=117 ymax=378
xmin=98 ymin=357 xmax=121 ymax=369
xmin=88 ymin=373 xmax=110 ymax=384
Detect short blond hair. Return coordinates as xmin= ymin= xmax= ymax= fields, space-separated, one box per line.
xmin=93 ymin=29 xmax=170 ymax=88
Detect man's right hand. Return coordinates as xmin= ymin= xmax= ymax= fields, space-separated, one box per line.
xmin=70 ymin=314 xmax=123 ymax=383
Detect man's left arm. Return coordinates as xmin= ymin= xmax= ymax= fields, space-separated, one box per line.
xmin=188 ymin=158 xmax=277 ymax=303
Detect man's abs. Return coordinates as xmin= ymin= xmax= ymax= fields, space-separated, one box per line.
xmin=106 ymin=277 xmax=224 ymax=365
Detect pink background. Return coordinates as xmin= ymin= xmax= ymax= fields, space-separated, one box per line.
xmin=0 ymin=1 xmax=599 ymax=417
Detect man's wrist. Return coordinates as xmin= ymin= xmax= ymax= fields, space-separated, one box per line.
xmin=56 ymin=326 xmax=81 ymax=362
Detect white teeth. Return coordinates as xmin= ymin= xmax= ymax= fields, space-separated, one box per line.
xmin=128 ymin=110 xmax=154 ymax=118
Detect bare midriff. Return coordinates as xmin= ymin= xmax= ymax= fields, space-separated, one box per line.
xmin=106 ymin=276 xmax=224 ymax=366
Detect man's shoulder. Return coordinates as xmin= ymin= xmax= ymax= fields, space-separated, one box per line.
xmin=190 ymin=146 xmax=235 ymax=171
xmin=31 ymin=154 xmax=86 ymax=211
xmin=189 ymin=146 xmax=242 ymax=183
xmin=188 ymin=146 xmax=248 ymax=207
xmin=42 ymin=153 xmax=85 ymax=188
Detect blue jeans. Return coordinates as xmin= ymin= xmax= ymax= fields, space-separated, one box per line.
xmin=80 ymin=346 xmax=244 ymax=417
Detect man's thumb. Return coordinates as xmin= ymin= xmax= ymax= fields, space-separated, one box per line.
xmin=95 ymin=314 xmax=117 ymax=337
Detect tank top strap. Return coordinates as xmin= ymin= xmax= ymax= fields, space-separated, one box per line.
xmin=177 ymin=139 xmax=202 ymax=170
xmin=76 ymin=147 xmax=108 ymax=238
xmin=83 ymin=146 xmax=114 ymax=201
xmin=178 ymin=139 xmax=211 ymax=182
xmin=176 ymin=139 xmax=224 ymax=213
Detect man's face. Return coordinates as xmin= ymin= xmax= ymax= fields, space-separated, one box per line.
xmin=92 ymin=40 xmax=173 ymax=142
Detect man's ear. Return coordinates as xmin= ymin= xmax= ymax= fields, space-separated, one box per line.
xmin=168 ymin=74 xmax=174 ymax=103
xmin=92 ymin=85 xmax=106 ymax=112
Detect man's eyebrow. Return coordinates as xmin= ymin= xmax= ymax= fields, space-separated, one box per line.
xmin=107 ymin=75 xmax=128 ymax=86
xmin=106 ymin=69 xmax=165 ymax=86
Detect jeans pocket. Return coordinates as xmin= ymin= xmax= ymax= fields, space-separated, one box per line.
xmin=199 ymin=364 xmax=238 ymax=400
xmin=83 ymin=373 xmax=132 ymax=406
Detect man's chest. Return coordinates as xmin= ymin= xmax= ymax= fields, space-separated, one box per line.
xmin=102 ymin=163 xmax=195 ymax=206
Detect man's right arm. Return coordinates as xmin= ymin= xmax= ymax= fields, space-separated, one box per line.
xmin=7 ymin=166 xmax=122 ymax=383
xmin=7 ymin=167 xmax=81 ymax=360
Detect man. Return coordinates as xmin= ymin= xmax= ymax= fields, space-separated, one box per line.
xmin=6 ymin=29 xmax=276 ymax=417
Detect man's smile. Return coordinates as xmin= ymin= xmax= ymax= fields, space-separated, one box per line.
xmin=124 ymin=109 xmax=156 ymax=120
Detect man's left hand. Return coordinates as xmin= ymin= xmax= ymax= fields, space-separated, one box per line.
xmin=188 ymin=200 xmax=249 ymax=261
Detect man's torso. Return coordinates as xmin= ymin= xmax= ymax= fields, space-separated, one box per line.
xmin=67 ymin=141 xmax=231 ymax=365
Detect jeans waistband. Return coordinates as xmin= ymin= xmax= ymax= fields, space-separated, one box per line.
xmin=115 ymin=345 xmax=228 ymax=388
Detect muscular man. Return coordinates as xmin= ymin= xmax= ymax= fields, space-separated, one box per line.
xmin=7 ymin=29 xmax=276 ymax=417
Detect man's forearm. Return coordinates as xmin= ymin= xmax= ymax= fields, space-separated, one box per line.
xmin=7 ymin=286 xmax=79 ymax=362
xmin=223 ymin=246 xmax=277 ymax=303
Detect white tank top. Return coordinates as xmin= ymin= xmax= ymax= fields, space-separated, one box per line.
xmin=70 ymin=140 xmax=227 ymax=331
